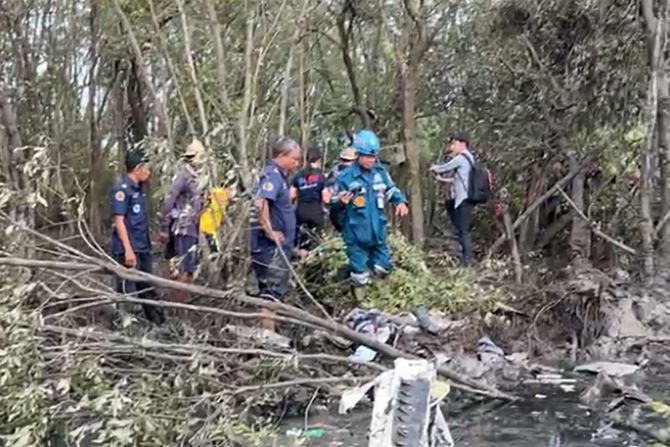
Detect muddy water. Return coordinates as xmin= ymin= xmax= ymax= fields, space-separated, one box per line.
xmin=271 ymin=373 xmax=669 ymax=447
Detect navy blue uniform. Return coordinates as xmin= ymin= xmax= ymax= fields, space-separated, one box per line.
xmin=110 ymin=176 xmax=162 ymax=323
xmin=293 ymin=167 xmax=326 ymax=249
xmin=250 ymin=161 xmax=296 ymax=299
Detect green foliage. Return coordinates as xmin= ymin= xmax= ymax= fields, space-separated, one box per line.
xmin=0 ymin=285 xmax=50 ymax=447
xmin=0 ymin=281 xmax=280 ymax=446
xmin=301 ymin=233 xmax=505 ymax=315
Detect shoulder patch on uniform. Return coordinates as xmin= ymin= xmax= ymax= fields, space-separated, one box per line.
xmin=262 ymin=182 xmax=274 ymax=192
xmin=115 ymin=191 xmax=126 ymax=202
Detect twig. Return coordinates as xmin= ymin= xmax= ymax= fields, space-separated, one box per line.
xmin=304 ymin=387 xmax=319 ymax=430
xmin=40 ymin=323 xmax=386 ymax=372
xmin=230 ymin=376 xmax=375 ymax=395
xmin=556 ymin=187 xmax=636 ymax=255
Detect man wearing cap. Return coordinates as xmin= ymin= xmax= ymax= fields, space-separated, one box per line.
xmin=159 ymin=137 xmax=206 ymax=302
xmin=327 ymin=146 xmax=357 ymax=232
xmin=250 ymin=137 xmax=302 ymax=330
xmin=332 ymin=130 xmax=409 ymax=299
xmin=429 ymin=132 xmax=475 ymax=266
xmin=110 ymin=150 xmax=164 ymax=324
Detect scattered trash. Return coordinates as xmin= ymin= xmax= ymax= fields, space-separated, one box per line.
xmin=524 ymin=374 xmax=577 ymax=386
xmin=478 ymin=336 xmax=505 ymax=357
xmin=305 ymin=428 xmax=326 ymax=439
xmin=413 ymin=306 xmax=439 ymax=334
xmin=344 ymin=308 xmax=398 ymax=363
xmin=431 ymin=380 xmax=451 ymax=401
xmin=339 ymin=358 xmax=454 ymax=447
xmin=560 ymin=384 xmax=576 ymax=393
xmin=574 ymin=361 xmax=640 ymax=378
xmin=222 ymin=325 xmax=291 ymax=348
xmin=535 ymin=394 xmax=548 ymax=399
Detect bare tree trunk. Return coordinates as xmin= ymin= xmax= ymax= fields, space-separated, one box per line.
xmin=519 ymin=169 xmax=543 ymax=252
xmin=238 ymin=2 xmax=254 ymax=187
xmin=148 ymin=0 xmax=195 ymax=136
xmin=659 ymin=90 xmax=670 ymax=257
xmin=114 ymin=61 xmax=128 ymax=168
xmin=205 ymin=0 xmax=233 ymax=117
xmin=127 ymin=61 xmax=148 ymax=143
xmin=113 ymin=0 xmax=173 ymax=146
xmin=278 ymin=44 xmax=295 ymax=137
xmin=176 ymin=0 xmax=209 ymax=145
xmin=641 ymin=84 xmax=658 ymax=278
xmin=401 ymin=65 xmax=425 ymax=247
xmin=336 ymin=3 xmax=370 ymax=128
xmin=298 ymin=29 xmax=307 ymax=148
xmin=568 ymin=153 xmax=591 ymax=267
xmin=502 ymin=201 xmax=523 ymax=284
xmin=0 ymin=88 xmax=33 ymax=260
xmin=639 ymin=0 xmax=667 ymax=278
xmin=87 ymin=0 xmax=103 ymax=239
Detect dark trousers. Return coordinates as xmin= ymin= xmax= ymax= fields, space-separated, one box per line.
xmin=251 ymin=244 xmax=291 ymax=300
xmin=296 ymin=203 xmax=325 ymax=250
xmin=114 ymin=252 xmax=164 ymax=324
xmin=446 ymin=199 xmax=474 ymax=265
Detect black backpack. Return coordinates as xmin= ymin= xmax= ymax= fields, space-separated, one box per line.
xmin=463 ymin=153 xmax=493 ymax=204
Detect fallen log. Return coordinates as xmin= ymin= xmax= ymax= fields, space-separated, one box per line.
xmin=0 ymin=255 xmax=517 ymax=401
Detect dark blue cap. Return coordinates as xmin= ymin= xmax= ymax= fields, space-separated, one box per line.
xmin=125 ymin=150 xmax=149 ymax=171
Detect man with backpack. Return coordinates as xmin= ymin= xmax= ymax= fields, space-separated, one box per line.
xmin=430 ymin=132 xmax=491 ymax=266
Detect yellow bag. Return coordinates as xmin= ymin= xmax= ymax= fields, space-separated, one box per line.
xmin=199 ymin=187 xmax=229 ymax=236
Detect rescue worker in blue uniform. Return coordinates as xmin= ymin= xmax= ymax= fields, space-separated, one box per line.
xmin=250 ymin=137 xmax=302 ymax=331
xmin=331 ymin=130 xmax=409 ymax=299
xmin=110 ymin=150 xmax=164 ymax=324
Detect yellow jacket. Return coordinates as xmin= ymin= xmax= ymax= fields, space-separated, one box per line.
xmin=199 ymin=187 xmax=229 ymax=236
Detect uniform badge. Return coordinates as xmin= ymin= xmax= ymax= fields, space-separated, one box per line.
xmin=353 ymin=195 xmax=366 ymax=208
xmin=262 ymin=182 xmax=274 ymax=192
xmin=115 ymin=191 xmax=125 ymax=202
xmin=133 ymin=204 xmax=141 ymax=214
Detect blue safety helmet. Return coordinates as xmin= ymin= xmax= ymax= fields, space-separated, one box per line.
xmin=351 ymin=130 xmax=380 ymax=157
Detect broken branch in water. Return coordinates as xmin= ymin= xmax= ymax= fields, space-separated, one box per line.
xmin=0 ymin=255 xmax=517 ymax=401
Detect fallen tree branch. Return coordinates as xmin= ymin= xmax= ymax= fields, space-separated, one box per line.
xmin=488 ymin=165 xmax=585 ymax=257
xmin=0 ymin=255 xmax=517 ymax=401
xmin=556 ymin=187 xmax=637 ymax=255
xmin=40 ymin=324 xmax=387 ymax=372
xmin=230 ymin=375 xmax=376 ymax=395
